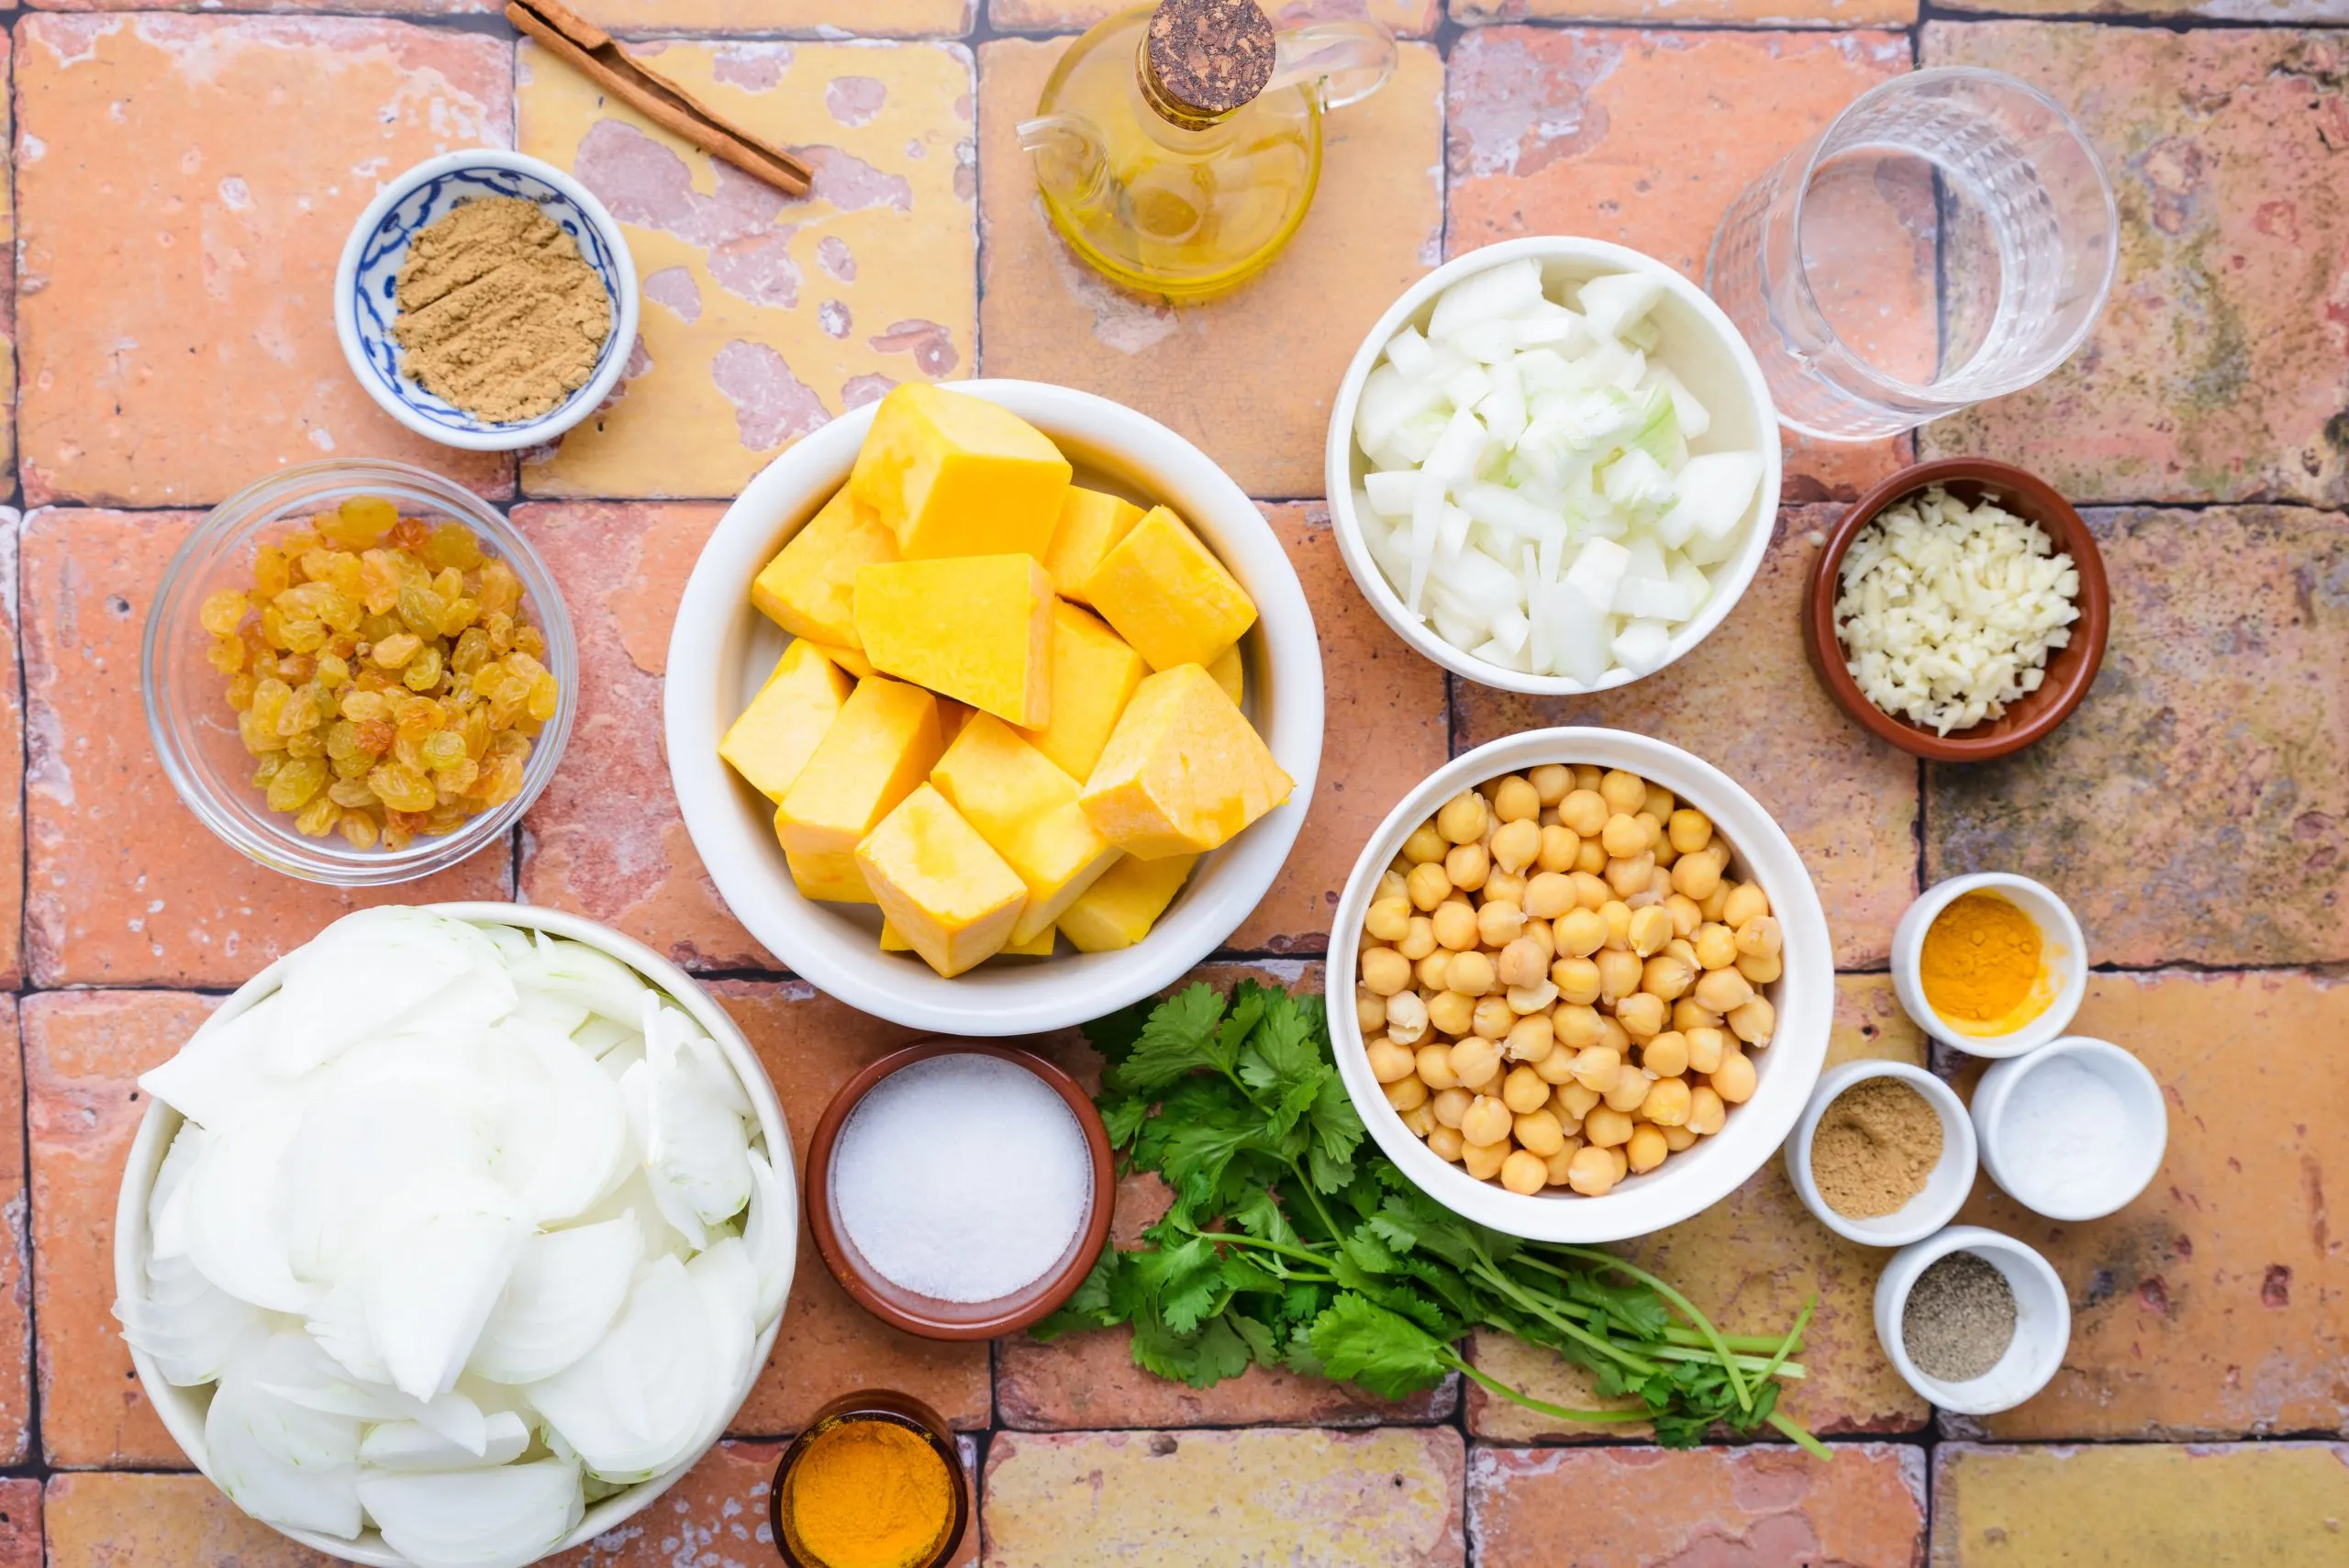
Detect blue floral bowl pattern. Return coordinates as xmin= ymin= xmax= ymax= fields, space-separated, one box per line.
xmin=334 ymin=150 xmax=640 ymax=453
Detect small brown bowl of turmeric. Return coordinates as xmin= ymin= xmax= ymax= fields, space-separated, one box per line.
xmin=1891 ymin=873 xmax=2088 ymax=1059
xmin=770 ymin=1389 xmax=969 ymax=1568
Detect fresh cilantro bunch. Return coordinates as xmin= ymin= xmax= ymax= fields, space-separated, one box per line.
xmin=1037 ymin=980 xmax=1825 ymax=1455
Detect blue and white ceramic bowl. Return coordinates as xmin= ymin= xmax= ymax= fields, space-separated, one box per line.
xmin=335 ymin=150 xmax=640 ymax=453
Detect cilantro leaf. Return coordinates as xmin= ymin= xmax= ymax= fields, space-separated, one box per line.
xmin=1030 ymin=1245 xmax=1124 ymax=1340
xmin=1308 ymin=1294 xmax=1453 ymax=1400
xmin=1108 ymin=983 xmax=1230 ymax=1094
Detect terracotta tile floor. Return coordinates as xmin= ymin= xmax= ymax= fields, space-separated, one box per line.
xmin=8 ymin=4 xmax=2347 ymax=1564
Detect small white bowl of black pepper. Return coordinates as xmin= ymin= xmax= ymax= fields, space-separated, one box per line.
xmin=1874 ymin=1225 xmax=2069 ymax=1416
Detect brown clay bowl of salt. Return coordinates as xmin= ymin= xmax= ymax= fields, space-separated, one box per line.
xmin=805 ymin=1040 xmax=1115 ymax=1340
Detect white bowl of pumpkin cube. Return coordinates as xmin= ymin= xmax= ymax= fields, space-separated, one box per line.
xmin=1328 ymin=728 xmax=1833 ymax=1243
xmin=667 ymin=380 xmax=1324 ymax=1036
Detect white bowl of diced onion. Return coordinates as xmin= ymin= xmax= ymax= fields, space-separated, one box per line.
xmin=1326 ymin=238 xmax=1781 ymax=694
xmin=113 ymin=904 xmax=794 ymax=1568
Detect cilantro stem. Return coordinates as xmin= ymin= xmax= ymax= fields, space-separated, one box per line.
xmin=1481 ymin=1255 xmax=1799 ymax=1357
xmin=1766 ymin=1408 xmax=1834 ymax=1461
xmin=1542 ymin=1244 xmax=1753 ymax=1414
xmin=1755 ymin=1296 xmax=1814 ymax=1392
xmin=1284 ymin=1159 xmax=1346 ymax=1245
xmin=1647 ymin=1345 xmax=1805 ymax=1379
xmin=1435 ymin=1349 xmax=1651 ymax=1427
xmin=1464 ymin=1260 xmax=1659 ymax=1376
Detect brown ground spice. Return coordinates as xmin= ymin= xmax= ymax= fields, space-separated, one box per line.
xmin=393 ymin=195 xmax=611 ymax=424
xmin=1810 ymin=1076 xmax=1943 ymax=1218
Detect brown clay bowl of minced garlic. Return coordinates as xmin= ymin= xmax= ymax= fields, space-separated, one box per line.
xmin=1804 ymin=458 xmax=2110 ymax=762
xmin=335 ymin=150 xmax=640 ymax=453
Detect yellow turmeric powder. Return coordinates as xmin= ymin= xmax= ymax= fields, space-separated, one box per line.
xmin=783 ymin=1417 xmax=954 ymax=1568
xmin=1919 ymin=890 xmax=2045 ymax=1031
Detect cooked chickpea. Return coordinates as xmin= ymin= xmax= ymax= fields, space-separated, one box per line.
xmin=1366 ymin=1037 xmax=1417 ymax=1084
xmin=1437 ymin=791 xmax=1488 ymax=845
xmin=1736 ymin=951 xmax=1783 ymax=985
xmin=1648 ymin=864 xmax=1676 ymax=901
xmin=1642 ymin=1031 xmax=1689 ymax=1078
xmin=1584 ymin=1106 xmax=1634 ymax=1148
xmin=1664 ymin=894 xmax=1703 ymax=938
xmin=1550 ymin=1006 xmax=1601 ymax=1056
xmin=1596 ymin=949 xmax=1643 ymax=1005
xmin=1673 ymin=997 xmax=1723 ymax=1034
xmin=1635 ymin=812 xmax=1666 ymax=856
xmin=1486 ymin=869 xmax=1528 ymax=906
xmin=1641 ymin=1075 xmax=1693 ymax=1127
xmin=1432 ymin=900 xmax=1480 ymax=951
xmin=1499 ymin=1149 xmax=1549 ymax=1195
xmin=1602 ymin=1065 xmax=1653 ymax=1114
xmin=1505 ymin=1014 xmax=1554 ymax=1063
xmin=1426 ymin=1124 xmax=1465 ymax=1162
xmin=1399 ymin=916 xmax=1438 ymax=962
xmin=1555 ymin=907 xmax=1608 ymax=958
xmin=1566 ymin=1145 xmax=1620 ymax=1195
xmin=1499 ymin=1065 xmax=1551 ymax=1116
xmin=1416 ymin=952 xmax=1454 ymax=993
xmin=1486 ymin=819 xmax=1541 ymax=878
xmin=1378 ymin=867 xmax=1409 ymax=903
xmin=1355 ymin=989 xmax=1387 ymax=1034
xmin=1386 ymin=990 xmax=1429 ymax=1045
xmin=1523 ymin=872 xmax=1574 ymax=919
xmin=1598 ymin=900 xmax=1633 ymax=951
xmin=1556 ymin=1081 xmax=1602 ymax=1120
xmin=1721 ymin=881 xmax=1771 ymax=929
xmin=1400 ymin=1102 xmax=1436 ymax=1138
xmin=1598 ymin=769 xmax=1647 ymax=815
xmin=1727 ymin=995 xmax=1776 ymax=1046
xmin=1472 ymin=995 xmax=1517 ymax=1040
xmin=1445 ymin=841 xmax=1491 ymax=893
xmin=1561 ymin=789 xmax=1609 ymax=837
xmin=1407 ymin=861 xmax=1453 ymax=911
xmin=1600 ymin=813 xmax=1647 ymax=859
xmin=1606 ymin=851 xmax=1656 ymax=900
xmin=1667 ymin=808 xmax=1713 ymax=857
xmin=1628 ymin=905 xmax=1675 ymax=957
xmin=1431 ymin=1086 xmax=1473 ymax=1129
xmin=1732 ymin=914 xmax=1781 ymax=959
xmin=1608 ymin=1145 xmax=1631 ymax=1182
xmin=1626 ymin=1123 xmax=1669 ymax=1173
xmin=1477 ymin=899 xmax=1526 ymax=948
xmin=1492 ymin=774 xmax=1541 ymax=824
xmin=1522 ymin=917 xmax=1555 ymax=960
xmin=1570 ymin=1045 xmax=1621 ymax=1093
xmin=1534 ymin=1047 xmax=1578 ymax=1085
xmin=1641 ymin=952 xmax=1696 ymax=1002
xmin=1498 ymin=936 xmax=1550 ymax=990
xmin=1693 ymin=922 xmax=1740 ymax=972
xmin=1385 ymin=1076 xmax=1429 ymax=1112
xmin=1685 ymin=1027 xmax=1729 ymax=1075
xmin=1687 ymin=1084 xmax=1727 ymax=1136
xmin=1552 ymin=957 xmax=1602 ymax=1006
xmin=1403 ymin=823 xmax=1447 ymax=863
xmin=1536 ymin=825 xmax=1580 ymax=874
xmin=1698 ymin=880 xmax=1732 ymax=923
xmin=1571 ymin=764 xmax=1604 ymax=792
xmin=1463 ymin=1139 xmax=1510 ymax=1181
xmin=1672 ymin=844 xmax=1728 ymax=900
xmin=1507 ymin=981 xmax=1558 ymax=1017
xmin=1693 ymin=968 xmax=1755 ymax=1014
xmin=1461 ymin=1095 xmax=1513 ymax=1147
xmin=1426 ymin=989 xmax=1475 ymax=1038
xmin=1446 ymin=1035 xmax=1500 ymax=1086
xmin=1614 ymin=992 xmax=1666 ymax=1040
xmin=1663 ymin=1124 xmax=1698 ymax=1151
xmin=1446 ymin=949 xmax=1497 ymax=997
xmin=1364 ymin=895 xmax=1411 ymax=943
xmin=1596 ymin=1015 xmax=1632 ymax=1056
xmin=1569 ymin=872 xmax=1612 ymax=910
xmin=1542 ymin=1144 xmax=1581 ymax=1185
xmin=1710 ymin=1050 xmax=1757 ymax=1105
xmin=1361 ymin=947 xmax=1410 ymax=995
xmin=1529 ymin=764 xmax=1570 ymax=805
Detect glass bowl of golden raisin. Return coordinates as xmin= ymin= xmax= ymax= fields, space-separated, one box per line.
xmin=142 ymin=459 xmax=576 ymax=885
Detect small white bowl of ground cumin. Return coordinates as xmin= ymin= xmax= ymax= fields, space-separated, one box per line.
xmin=336 ymin=150 xmax=640 ymax=452
xmin=1786 ymin=1060 xmax=1976 ymax=1247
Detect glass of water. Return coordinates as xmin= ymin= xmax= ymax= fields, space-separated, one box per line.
xmin=1707 ymin=68 xmax=2117 ymax=442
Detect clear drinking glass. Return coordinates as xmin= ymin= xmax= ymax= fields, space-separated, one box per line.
xmin=1707 ymin=68 xmax=2117 ymax=441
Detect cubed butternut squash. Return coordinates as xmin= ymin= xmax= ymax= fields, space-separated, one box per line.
xmin=1041 ymin=486 xmax=1144 ymax=605
xmin=750 ymin=484 xmax=898 ymax=651
xmin=1079 ymin=663 xmax=1293 ymax=859
xmin=1058 ymin=853 xmax=1198 ymax=952
xmin=1079 ymin=506 xmax=1257 ymax=672
xmin=719 ymin=639 xmax=854 ymax=802
xmin=1015 ymin=602 xmax=1145 ymax=784
xmin=848 ymin=384 xmax=1072 ymax=561
xmin=930 ymin=714 xmax=1121 ymax=944
xmin=853 ymin=555 xmax=1054 ymax=727
xmin=1206 ymin=643 xmax=1244 ymax=706
xmin=774 ymin=677 xmax=943 ymax=856
xmin=785 ymin=847 xmax=875 ymax=906
xmin=856 ymin=784 xmax=1029 ymax=977
xmin=883 ymin=918 xmax=1054 ymax=957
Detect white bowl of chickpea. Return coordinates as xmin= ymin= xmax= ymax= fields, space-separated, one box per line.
xmin=1329 ymin=728 xmax=1832 ymax=1242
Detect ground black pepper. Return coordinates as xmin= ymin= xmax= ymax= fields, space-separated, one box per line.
xmin=1901 ymin=1250 xmax=2017 ymax=1382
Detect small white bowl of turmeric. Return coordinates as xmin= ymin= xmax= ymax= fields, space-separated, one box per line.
xmin=335 ymin=150 xmax=640 ymax=453
xmin=1891 ymin=873 xmax=2087 ymax=1059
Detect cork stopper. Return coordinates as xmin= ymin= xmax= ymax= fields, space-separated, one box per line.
xmin=1145 ymin=0 xmax=1276 ymax=118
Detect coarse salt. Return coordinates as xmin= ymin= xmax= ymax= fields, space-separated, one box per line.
xmin=1997 ymin=1056 xmax=2130 ymax=1199
xmin=833 ymin=1053 xmax=1092 ymax=1304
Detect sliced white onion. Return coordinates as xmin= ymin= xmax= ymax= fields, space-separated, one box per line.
xmin=206 ymin=1332 xmax=363 ymax=1540
xmin=183 ymin=1106 xmax=312 ymax=1315
xmin=640 ymin=995 xmax=752 ymax=1236
xmin=469 ymin=1217 xmax=641 ymax=1385
xmin=358 ymin=1457 xmax=585 ymax=1568
xmin=366 ymin=1196 xmax=529 ymax=1403
xmin=115 ymin=1250 xmax=266 ymax=1387
xmin=525 ymin=1256 xmax=713 ymax=1484
xmin=264 ymin=909 xmax=515 ymax=1079
xmin=361 ymin=1410 xmax=531 ymax=1473
xmin=741 ymin=1151 xmax=794 ymax=1330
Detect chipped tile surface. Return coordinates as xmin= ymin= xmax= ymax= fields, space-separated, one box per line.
xmin=983 ymin=1428 xmax=1465 ymax=1567
xmin=1229 ymin=503 xmax=1448 ymax=953
xmin=0 ymin=1007 xmax=28 ymax=1468
xmin=1930 ymin=1443 xmax=2349 ymax=1566
xmin=24 ymin=991 xmax=211 ymax=1469
xmin=1952 ymin=970 xmax=2348 ymax=1441
xmin=0 ymin=33 xmax=16 ymax=493
xmin=43 ymin=1473 xmax=329 ymax=1567
xmin=977 ymin=37 xmax=1444 ymax=499
xmin=1926 ymin=506 xmax=2348 ymax=970
xmin=1919 ymin=25 xmax=2349 ymax=506
xmin=1457 ymin=507 xmax=1920 ymax=971
xmin=518 ymin=39 xmax=976 ymax=498
xmin=20 ymin=509 xmax=510 ymax=988
xmin=1444 ymin=27 xmax=1919 ymax=501
xmin=1471 ymin=1443 xmax=1928 ymax=1566
xmin=1467 ymin=974 xmax=1932 ymax=1442
xmin=573 ymin=0 xmax=974 ymax=33
xmin=517 ymin=502 xmax=767 ymax=970
xmin=992 ymin=0 xmax=1442 ymax=34
xmin=0 ymin=1484 xmax=37 ymax=1568
xmin=14 ymin=16 xmax=513 ymax=506
xmin=0 ymin=515 xmax=22 ymax=991
xmin=709 ymin=981 xmax=994 ymax=1434
xmin=1455 ymin=0 xmax=1913 ymax=21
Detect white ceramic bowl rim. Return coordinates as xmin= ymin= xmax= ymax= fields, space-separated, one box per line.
xmin=1786 ymin=1060 xmax=1978 ymax=1248
xmin=333 ymin=150 xmax=641 ymax=453
xmin=1894 ymin=872 xmax=2087 ymax=1058
xmin=1975 ymin=1035 xmax=2166 ymax=1220
xmin=113 ymin=902 xmax=796 ymax=1568
xmin=1322 ymin=236 xmax=1785 ymax=697
xmin=1328 ymin=728 xmax=1834 ymax=1243
xmin=663 ymin=378 xmax=1325 ymax=1036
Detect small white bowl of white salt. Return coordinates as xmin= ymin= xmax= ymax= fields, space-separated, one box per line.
xmin=807 ymin=1041 xmax=1112 ymax=1340
xmin=1970 ymin=1036 xmax=2167 ymax=1222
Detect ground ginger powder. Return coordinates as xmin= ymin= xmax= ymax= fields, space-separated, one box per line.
xmin=1810 ymin=1076 xmax=1943 ymax=1219
xmin=393 ymin=195 xmax=611 ymax=424
xmin=1919 ymin=890 xmax=2044 ymax=1029
xmin=784 ymin=1418 xmax=954 ymax=1568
